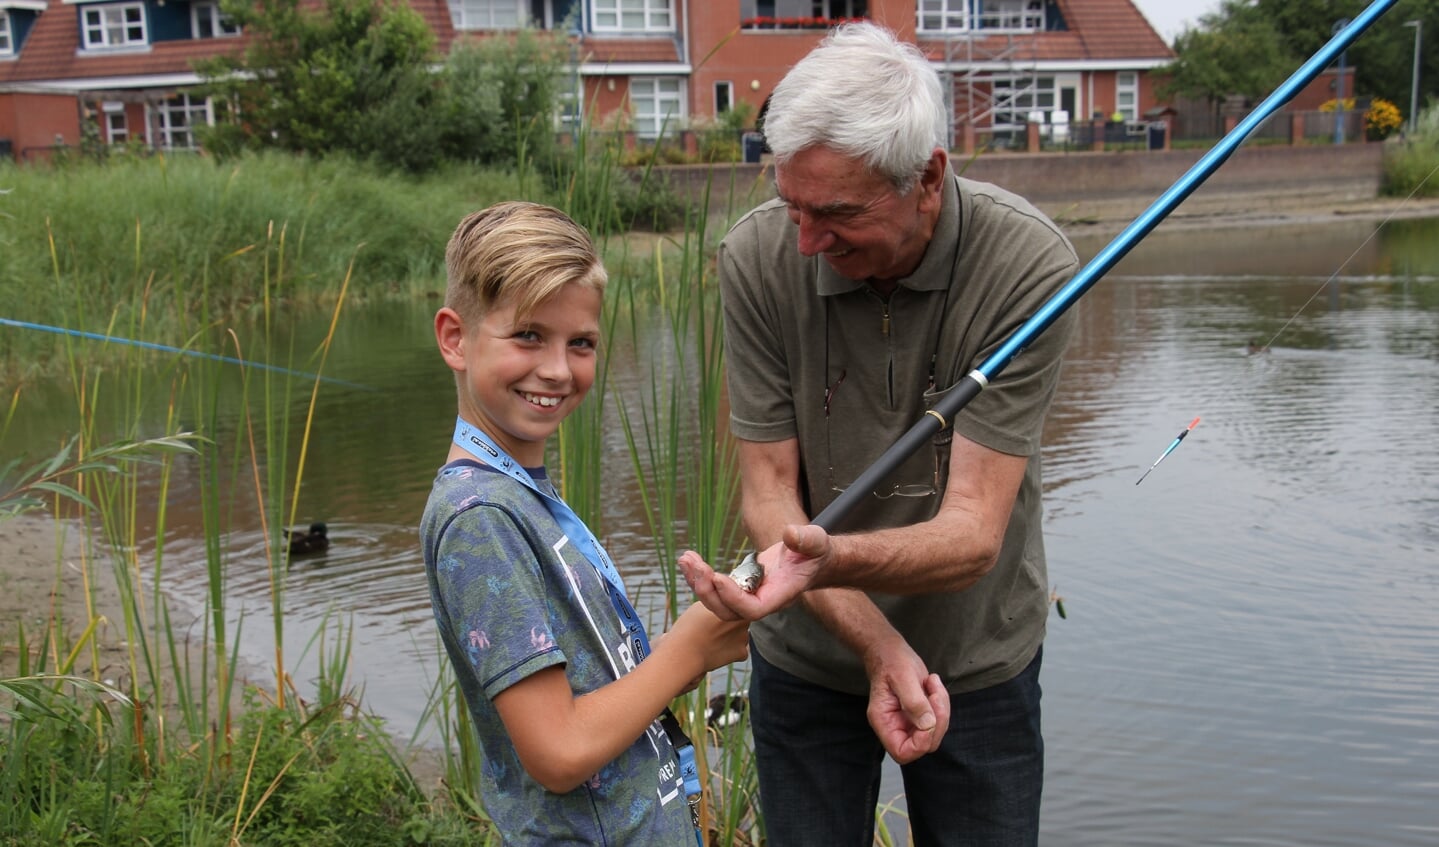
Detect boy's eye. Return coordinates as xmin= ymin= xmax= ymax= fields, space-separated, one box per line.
xmin=513 ymin=330 xmax=540 ymax=342
xmin=570 ymin=337 xmax=597 ymax=350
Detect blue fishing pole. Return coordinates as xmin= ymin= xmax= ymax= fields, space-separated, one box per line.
xmin=812 ymin=0 xmax=1399 ymax=528
xmin=0 ymin=316 xmax=372 ymax=391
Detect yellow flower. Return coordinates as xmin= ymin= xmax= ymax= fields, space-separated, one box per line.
xmin=1365 ymin=97 xmax=1403 ymax=139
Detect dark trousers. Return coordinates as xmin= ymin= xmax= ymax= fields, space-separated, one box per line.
xmin=749 ymin=642 xmax=1044 ymax=847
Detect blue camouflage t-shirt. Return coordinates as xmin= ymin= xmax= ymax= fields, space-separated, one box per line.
xmin=421 ymin=459 xmax=693 ymax=845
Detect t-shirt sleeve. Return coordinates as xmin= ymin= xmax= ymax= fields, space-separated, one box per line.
xmin=719 ymin=222 xmax=799 ymax=443
xmin=430 ymin=503 xmax=567 ymax=700
xmin=951 ymin=197 xmax=1080 ymax=457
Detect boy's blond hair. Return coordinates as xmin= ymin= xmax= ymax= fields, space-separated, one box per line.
xmin=445 ymin=201 xmax=606 ymax=324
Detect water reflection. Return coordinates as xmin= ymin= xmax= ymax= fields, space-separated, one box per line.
xmin=8 ymin=215 xmax=1439 ymax=845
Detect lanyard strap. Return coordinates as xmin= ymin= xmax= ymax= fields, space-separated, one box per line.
xmin=450 ymin=418 xmax=703 ymax=840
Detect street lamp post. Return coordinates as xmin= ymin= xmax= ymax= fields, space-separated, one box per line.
xmin=1405 ymin=20 xmax=1423 ymax=136
xmin=1333 ymin=18 xmax=1351 ymax=145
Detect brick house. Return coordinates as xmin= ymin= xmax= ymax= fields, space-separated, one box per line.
xmin=1 ymin=0 xmax=1174 ymax=161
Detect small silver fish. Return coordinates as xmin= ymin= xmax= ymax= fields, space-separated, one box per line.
xmin=729 ymin=552 xmax=764 ymax=593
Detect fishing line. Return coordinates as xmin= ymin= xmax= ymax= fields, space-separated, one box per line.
xmin=1251 ymin=160 xmax=1439 ymax=356
xmin=1136 ymin=160 xmax=1439 ymax=484
xmin=0 ymin=316 xmax=374 ymax=391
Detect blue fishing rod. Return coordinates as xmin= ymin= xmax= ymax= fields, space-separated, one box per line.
xmin=811 ymin=0 xmax=1399 ymax=528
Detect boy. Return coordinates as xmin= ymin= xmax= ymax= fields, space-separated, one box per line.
xmin=422 ymin=201 xmax=749 ymax=844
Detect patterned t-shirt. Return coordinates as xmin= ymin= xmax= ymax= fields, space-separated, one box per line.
xmin=421 ymin=459 xmax=693 ymax=845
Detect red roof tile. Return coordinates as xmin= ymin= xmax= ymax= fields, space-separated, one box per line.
xmin=577 ymin=36 xmax=680 ymax=65
xmin=917 ymin=0 xmax=1172 ymax=64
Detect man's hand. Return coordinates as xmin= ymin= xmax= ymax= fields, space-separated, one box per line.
xmin=863 ymin=635 xmax=951 ymax=764
xmin=678 ymin=524 xmax=830 ymax=621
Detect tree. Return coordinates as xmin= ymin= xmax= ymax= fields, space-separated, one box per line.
xmin=1159 ymin=0 xmax=1439 ymax=129
xmin=438 ymin=30 xmax=571 ymax=168
xmin=1157 ymin=0 xmax=1299 ymax=107
xmin=196 ymin=0 xmax=444 ymax=171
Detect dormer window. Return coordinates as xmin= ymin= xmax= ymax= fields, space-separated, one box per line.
xmin=82 ymin=2 xmax=147 ymax=49
xmin=450 ymin=0 xmax=524 ymax=30
xmin=0 ymin=13 xmax=13 ymax=55
xmin=592 ymin=0 xmax=672 ymax=33
xmin=192 ymin=1 xmax=239 ymax=38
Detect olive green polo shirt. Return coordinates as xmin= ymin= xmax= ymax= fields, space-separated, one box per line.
xmin=718 ymin=171 xmax=1079 ymax=695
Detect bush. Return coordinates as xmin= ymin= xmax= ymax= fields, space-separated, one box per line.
xmin=1381 ymin=103 xmax=1439 ymax=198
xmin=1365 ymin=97 xmax=1403 ymax=141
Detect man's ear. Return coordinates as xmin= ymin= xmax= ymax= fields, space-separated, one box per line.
xmin=918 ymin=148 xmax=948 ymax=210
xmin=435 ymin=307 xmax=468 ymax=373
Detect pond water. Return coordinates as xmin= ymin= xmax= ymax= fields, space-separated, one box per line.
xmin=7 ymin=214 xmax=1439 ymax=845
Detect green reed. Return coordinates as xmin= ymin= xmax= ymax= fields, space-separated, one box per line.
xmin=1 ymin=185 xmax=470 ymax=842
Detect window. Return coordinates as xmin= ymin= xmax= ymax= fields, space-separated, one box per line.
xmin=0 ymin=13 xmax=12 ymax=55
xmin=592 ymin=0 xmax=671 ymax=32
xmin=82 ymin=3 xmax=147 ymax=49
xmin=714 ymin=81 xmax=733 ymax=115
xmin=630 ymin=76 xmax=683 ymax=138
xmin=1116 ymin=71 xmax=1138 ymax=122
xmin=191 ymin=2 xmax=239 ymax=38
xmin=991 ymin=75 xmax=1057 ymax=132
xmin=102 ymin=101 xmax=128 ymax=144
xmin=980 ymin=0 xmax=1043 ymax=30
xmin=917 ymin=0 xmax=967 ymax=33
xmin=812 ymin=0 xmax=865 ymax=17
xmin=449 ymin=0 xmax=525 ymax=29
xmin=153 ymin=93 xmax=212 ymax=150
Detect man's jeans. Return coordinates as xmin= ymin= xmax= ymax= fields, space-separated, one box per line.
xmin=749 ymin=643 xmax=1043 ymax=847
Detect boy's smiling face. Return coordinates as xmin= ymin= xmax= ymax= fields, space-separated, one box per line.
xmin=452 ymin=283 xmax=601 ymax=467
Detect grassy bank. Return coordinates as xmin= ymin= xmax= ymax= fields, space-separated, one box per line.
xmin=1382 ymin=104 xmax=1439 ymax=198
xmin=0 ymin=150 xmax=699 ymax=381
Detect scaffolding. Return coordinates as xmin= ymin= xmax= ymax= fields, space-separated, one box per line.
xmin=936 ymin=3 xmax=1045 ymax=150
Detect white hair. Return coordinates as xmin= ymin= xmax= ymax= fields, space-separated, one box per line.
xmin=763 ymin=22 xmax=947 ymax=193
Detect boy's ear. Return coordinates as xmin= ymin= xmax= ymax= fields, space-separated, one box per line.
xmin=435 ymin=307 xmax=468 ymax=373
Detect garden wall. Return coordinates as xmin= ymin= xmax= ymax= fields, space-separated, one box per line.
xmin=664 ymin=142 xmax=1387 ymax=227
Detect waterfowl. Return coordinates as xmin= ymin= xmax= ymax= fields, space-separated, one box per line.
xmin=705 ymin=692 xmax=749 ymax=732
xmin=286 ymin=522 xmax=329 ymax=556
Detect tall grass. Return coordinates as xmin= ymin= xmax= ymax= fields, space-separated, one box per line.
xmin=1383 ymin=103 xmax=1439 ymax=198
xmin=0 ymin=185 xmax=477 ymax=843
xmin=0 ymin=152 xmax=526 ymax=375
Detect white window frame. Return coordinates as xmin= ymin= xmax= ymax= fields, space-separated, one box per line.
xmin=151 ymin=93 xmax=212 ymax=150
xmin=449 ymin=0 xmax=526 ymax=30
xmin=630 ymin=76 xmax=684 ymax=139
xmin=917 ymin=0 xmax=967 ymax=33
xmin=81 ymin=2 xmax=147 ymax=49
xmin=0 ymin=13 xmax=13 ymax=55
xmin=978 ymin=0 xmax=1043 ymax=31
xmin=191 ymin=1 xmax=239 ymax=38
xmin=591 ymin=0 xmax=672 ymax=33
xmin=1115 ymin=71 xmax=1138 ymax=122
xmin=713 ymin=80 xmax=733 ymax=115
xmin=102 ymin=101 xmax=128 ymax=144
xmin=991 ymin=74 xmax=1057 ymax=132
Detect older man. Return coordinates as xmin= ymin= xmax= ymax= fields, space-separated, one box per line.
xmin=681 ymin=21 xmax=1079 ymax=847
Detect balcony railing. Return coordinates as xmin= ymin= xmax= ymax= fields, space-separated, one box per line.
xmin=740 ymin=16 xmax=867 ymax=31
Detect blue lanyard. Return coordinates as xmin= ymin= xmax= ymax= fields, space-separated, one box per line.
xmin=450 ymin=418 xmax=703 ymax=842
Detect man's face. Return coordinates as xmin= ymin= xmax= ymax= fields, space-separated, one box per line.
xmin=774 ymin=146 xmax=945 ymax=282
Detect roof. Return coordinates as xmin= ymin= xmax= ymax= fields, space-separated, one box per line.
xmin=917 ymin=0 xmax=1172 ymax=64
xmin=575 ymin=36 xmax=680 ymax=65
xmin=0 ymin=0 xmax=456 ymax=88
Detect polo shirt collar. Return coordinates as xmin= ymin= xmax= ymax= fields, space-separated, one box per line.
xmin=816 ymin=166 xmax=961 ymax=297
